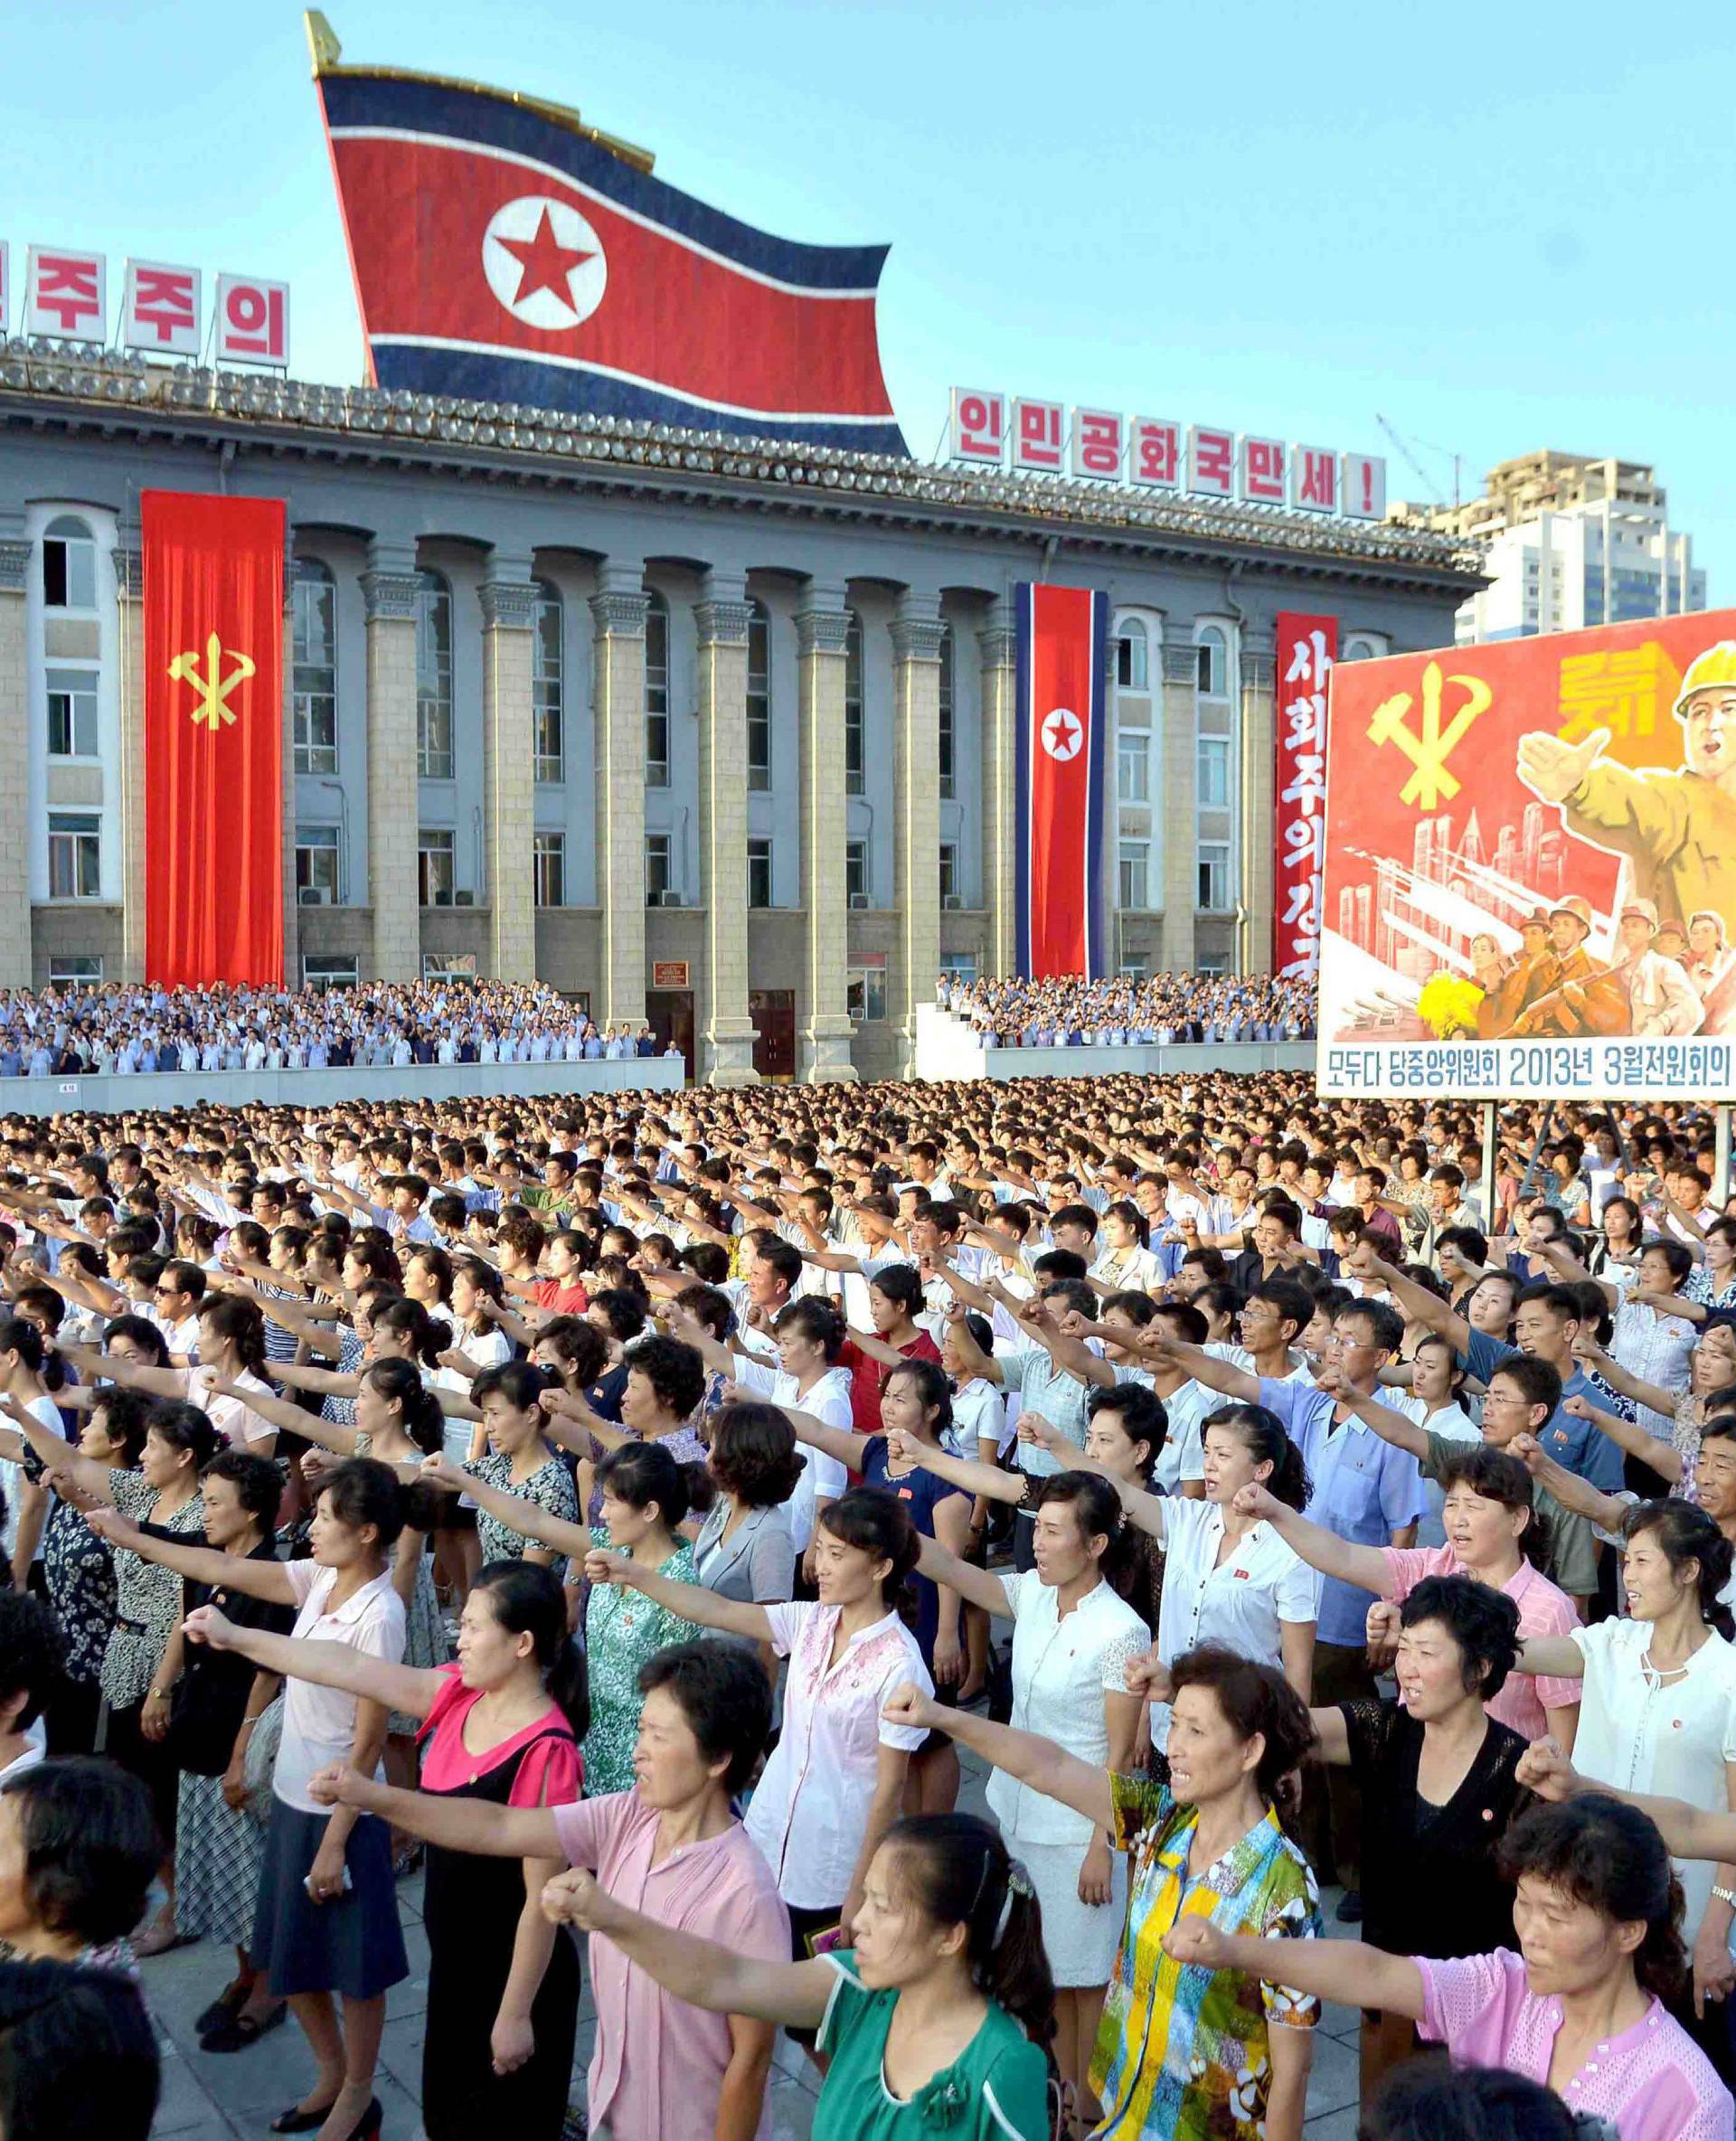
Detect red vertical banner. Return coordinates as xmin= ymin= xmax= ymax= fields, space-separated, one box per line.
xmin=1014 ymin=584 xmax=1109 ymax=979
xmin=143 ymin=491 xmax=285 ymax=986
xmin=1274 ymin=611 xmax=1337 ymax=977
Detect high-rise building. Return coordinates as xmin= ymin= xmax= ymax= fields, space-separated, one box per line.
xmin=1392 ymin=451 xmax=1707 ymax=644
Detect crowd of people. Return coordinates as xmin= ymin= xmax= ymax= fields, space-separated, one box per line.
xmin=3 ymin=1061 xmax=1736 ymax=2141
xmin=934 ymin=974 xmax=1316 ymax=1046
xmin=0 ymin=981 xmax=673 ymax=1076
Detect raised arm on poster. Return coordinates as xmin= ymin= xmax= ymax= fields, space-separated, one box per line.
xmin=1316 ymin=619 xmax=1736 ymax=1102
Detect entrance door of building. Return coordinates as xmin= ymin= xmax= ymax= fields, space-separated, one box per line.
xmin=750 ymin=990 xmax=796 ymax=1080
xmin=645 ymin=990 xmax=695 ymax=1080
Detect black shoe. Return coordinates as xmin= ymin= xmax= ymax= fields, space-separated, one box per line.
xmin=201 ymin=2004 xmax=286 ymax=2054
xmin=340 ymin=2100 xmax=382 ymax=2141
xmin=194 ymin=1980 xmax=250 ymax=2037
xmin=1335 ymin=1889 xmax=1363 ymax=1923
xmin=269 ymin=2102 xmax=338 ymax=2135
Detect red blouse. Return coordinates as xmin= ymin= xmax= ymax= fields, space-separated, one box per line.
xmin=415 ymin=1665 xmax=583 ymax=1807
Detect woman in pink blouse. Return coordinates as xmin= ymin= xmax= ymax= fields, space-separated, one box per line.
xmin=1163 ymin=1794 xmax=1733 ymax=2141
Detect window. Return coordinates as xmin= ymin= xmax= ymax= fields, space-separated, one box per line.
xmin=291 ymin=559 xmax=338 ymax=774
xmin=415 ymin=571 xmax=454 ymax=779
xmin=49 ymin=955 xmax=102 ymax=985
xmin=1196 ymin=733 xmax=1231 ymax=808
xmin=645 ymin=592 xmax=670 ymax=787
xmin=47 ymin=813 xmax=100 ymax=899
xmin=747 ymin=836 xmax=772 ymax=910
xmin=295 ymin=825 xmax=341 ymax=904
xmin=1118 ymin=839 xmax=1149 ymax=910
xmin=939 ymin=952 xmax=977 ymax=983
xmin=418 ymin=826 xmax=455 ymax=907
xmin=847 ymin=967 xmax=886 ymax=1023
xmin=645 ymin=832 xmax=673 ymax=903
xmin=1198 ymin=839 xmax=1231 ymax=911
xmin=939 ymin=843 xmax=958 ymax=904
xmin=45 ymin=667 xmax=99 ymax=758
xmin=533 ymin=830 xmax=565 ymax=908
xmin=844 ymin=611 xmax=864 ymax=796
xmin=533 ymin=582 xmax=564 ymax=783
xmin=1117 ymin=731 xmax=1149 ymax=802
xmin=1196 ymin=954 xmax=1228 ymax=976
xmin=938 ymin=624 xmax=956 ymax=799
xmin=1196 ymin=627 xmax=1229 ymax=698
xmin=747 ymin=600 xmax=772 ymax=793
xmin=302 ymin=953 xmax=358 ymax=992
xmin=846 ymin=838 xmax=869 ymax=908
xmin=1115 ymin=619 xmax=1148 ymax=691
xmin=1340 ymin=634 xmax=1384 ymax=664
xmin=42 ymin=515 xmax=96 ymax=610
xmin=423 ymin=954 xmax=476 ymax=983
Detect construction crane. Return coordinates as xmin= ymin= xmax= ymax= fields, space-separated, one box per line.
xmin=1376 ymin=414 xmax=1464 ymax=510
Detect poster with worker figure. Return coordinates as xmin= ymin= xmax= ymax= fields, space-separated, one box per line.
xmin=1316 ymin=610 xmax=1736 ymax=1099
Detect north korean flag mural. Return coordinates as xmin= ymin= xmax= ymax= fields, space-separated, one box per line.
xmin=314 ymin=56 xmax=907 ymax=454
xmin=1014 ymin=584 xmax=1110 ymax=981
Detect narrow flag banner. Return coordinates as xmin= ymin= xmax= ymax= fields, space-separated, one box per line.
xmin=316 ymin=64 xmax=906 ymax=454
xmin=1014 ymin=583 xmax=1109 ymax=980
xmin=143 ymin=491 xmax=285 ymax=987
xmin=1274 ymin=611 xmax=1337 ymax=978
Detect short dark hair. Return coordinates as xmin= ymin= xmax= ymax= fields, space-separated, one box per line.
xmin=201 ymin=1448 xmax=284 ymax=1524
xmin=1336 ymin=1300 xmax=1404 ymax=1353
xmin=627 ymin=1334 xmax=707 ymax=1421
xmin=0 ymin=1592 xmax=64 ymax=1731
xmin=0 ymin=1957 xmax=161 ymax=2141
xmin=1489 ymin=1353 xmax=1562 ymax=1417
xmin=3 ymin=1759 xmax=159 ymax=1945
xmin=1499 ymin=1796 xmax=1688 ymax=2003
xmin=1400 ymin=1574 xmax=1521 ymax=1700
xmin=707 ymin=1400 xmax=806 ymax=1509
xmin=637 ymin=1640 xmax=772 ymax=1794
xmin=1167 ymin=1646 xmax=1316 ymax=1805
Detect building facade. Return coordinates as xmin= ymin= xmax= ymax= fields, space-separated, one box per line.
xmin=1393 ymin=450 xmax=1706 ymax=645
xmin=0 ymin=352 xmax=1478 ymax=1080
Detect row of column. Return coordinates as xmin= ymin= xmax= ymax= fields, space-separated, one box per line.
xmin=0 ymin=520 xmax=1276 ymax=1078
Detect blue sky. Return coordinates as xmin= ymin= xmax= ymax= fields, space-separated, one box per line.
xmin=6 ymin=3 xmax=1731 ymax=593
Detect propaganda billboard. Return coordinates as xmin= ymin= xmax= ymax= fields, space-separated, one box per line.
xmin=1316 ymin=609 xmax=1736 ymax=1099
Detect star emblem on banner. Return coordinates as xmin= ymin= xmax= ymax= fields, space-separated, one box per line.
xmin=482 ymin=196 xmax=609 ymax=331
xmin=1041 ymin=706 xmax=1083 ymax=762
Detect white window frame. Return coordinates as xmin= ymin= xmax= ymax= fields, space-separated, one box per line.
xmin=42 ymin=514 xmax=97 ymax=612
xmin=418 ymin=825 xmax=456 ymax=907
xmin=645 ymin=592 xmax=671 ymax=788
xmin=645 ymin=831 xmax=673 ymax=903
xmin=295 ymin=825 xmax=342 ymax=904
xmin=1117 ymin=730 xmax=1149 ymax=803
xmin=747 ymin=835 xmax=773 ymax=910
xmin=1118 ymin=838 xmax=1150 ymax=911
xmin=533 ymin=829 xmax=565 ymax=909
xmin=845 ymin=838 xmax=869 ymax=908
xmin=1195 ymin=625 xmax=1230 ymax=699
xmin=1196 ymin=733 xmax=1231 ymax=808
xmin=1115 ymin=618 xmax=1149 ymax=691
xmin=44 ymin=666 xmax=99 ymax=759
xmin=533 ymin=581 xmax=564 ymax=783
xmin=846 ymin=967 xmax=886 ymax=1023
xmin=1198 ymin=838 xmax=1231 ymax=913
xmin=302 ymin=953 xmax=359 ymax=993
xmin=939 ymin=842 xmax=958 ymax=903
xmin=938 ymin=624 xmax=956 ymax=799
xmin=747 ymin=600 xmax=772 ymax=794
xmin=416 ymin=570 xmax=454 ymax=779
xmin=292 ymin=559 xmax=339 ymax=775
xmin=844 ymin=611 xmax=865 ymax=796
xmin=47 ymin=813 xmax=101 ymax=901
xmin=49 ymin=954 xmax=103 ymax=985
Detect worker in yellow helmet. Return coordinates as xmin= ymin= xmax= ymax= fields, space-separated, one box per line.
xmin=1515 ymin=639 xmax=1736 ymax=939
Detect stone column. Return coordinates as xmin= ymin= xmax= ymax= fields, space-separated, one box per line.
xmin=1240 ymin=622 xmax=1278 ymax=974
xmin=0 ymin=526 xmax=31 ymax=987
xmin=891 ymin=590 xmax=945 ymax=1070
xmin=694 ymin=570 xmax=760 ymax=1085
xmin=360 ymin=545 xmax=422 ymax=982
xmin=795 ymin=587 xmax=856 ymax=1081
xmin=280 ymin=557 xmax=299 ymax=989
xmin=977 ymin=599 xmax=1017 ymax=979
xmin=113 ymin=541 xmax=148 ymax=985
xmin=478 ymin=565 xmax=539 ymax=984
xmin=590 ymin=562 xmax=649 ymax=1030
xmin=1159 ymin=639 xmax=1199 ymax=972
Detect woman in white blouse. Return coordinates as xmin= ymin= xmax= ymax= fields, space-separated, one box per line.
xmin=1514 ymin=1496 xmax=1736 ymax=2065
xmin=914 ymin=1471 xmax=1146 ymax=2128
xmin=1106 ymin=1401 xmax=1321 ymax=1755
xmin=1088 ymin=1201 xmax=1164 ymax=1299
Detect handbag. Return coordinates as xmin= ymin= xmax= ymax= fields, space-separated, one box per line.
xmin=241 ymin=1693 xmax=283 ymax=1822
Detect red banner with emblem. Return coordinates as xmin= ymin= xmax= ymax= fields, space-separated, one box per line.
xmin=143 ymin=491 xmax=285 ymax=986
xmin=1274 ymin=611 xmax=1337 ymax=978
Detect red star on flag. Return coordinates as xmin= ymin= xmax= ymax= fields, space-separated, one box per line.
xmin=495 ymin=207 xmax=596 ymax=309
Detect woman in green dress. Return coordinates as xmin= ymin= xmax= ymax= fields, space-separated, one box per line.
xmin=425 ymin=1438 xmax=699 ymax=1794
xmin=542 ymin=1809 xmax=1055 ymax=2141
